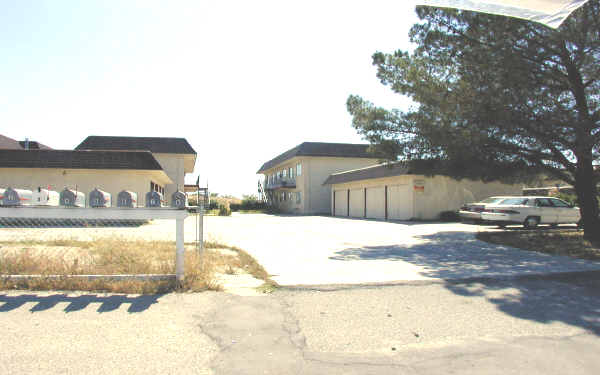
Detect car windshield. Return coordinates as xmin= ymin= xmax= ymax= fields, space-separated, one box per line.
xmin=498 ymin=198 xmax=529 ymax=205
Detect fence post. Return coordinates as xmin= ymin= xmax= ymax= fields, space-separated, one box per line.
xmin=176 ymin=217 xmax=185 ymax=283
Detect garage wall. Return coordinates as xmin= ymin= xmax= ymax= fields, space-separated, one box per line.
xmin=412 ymin=175 xmax=523 ymax=220
xmin=0 ymin=168 xmax=172 ymax=207
xmin=330 ymin=175 xmax=522 ymax=220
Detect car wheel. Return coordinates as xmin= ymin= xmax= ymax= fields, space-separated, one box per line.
xmin=523 ymin=216 xmax=539 ymax=229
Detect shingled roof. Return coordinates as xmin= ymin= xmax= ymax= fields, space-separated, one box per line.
xmin=257 ymin=142 xmax=380 ymax=173
xmin=75 ymin=136 xmax=196 ymax=155
xmin=323 ymin=162 xmax=410 ymax=185
xmin=0 ymin=149 xmax=163 ymax=170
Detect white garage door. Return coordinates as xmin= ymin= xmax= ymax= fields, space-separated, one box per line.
xmin=366 ymin=187 xmax=385 ymax=219
xmin=387 ymin=184 xmax=413 ymax=220
xmin=349 ymin=188 xmax=364 ymax=218
xmin=334 ymin=190 xmax=347 ymax=216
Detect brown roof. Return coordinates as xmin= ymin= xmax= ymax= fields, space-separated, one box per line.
xmin=0 ymin=135 xmax=21 ymax=149
xmin=257 ymin=142 xmax=381 ymax=173
xmin=0 ymin=149 xmax=163 ymax=170
xmin=75 ymin=136 xmax=196 ymax=154
xmin=323 ymin=162 xmax=409 ymax=185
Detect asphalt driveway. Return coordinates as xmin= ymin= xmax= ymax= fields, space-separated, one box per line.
xmin=205 ymin=214 xmax=600 ymax=286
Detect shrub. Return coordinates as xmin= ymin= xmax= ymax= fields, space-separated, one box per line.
xmin=439 ymin=210 xmax=460 ymax=222
xmin=218 ymin=202 xmax=231 ymax=216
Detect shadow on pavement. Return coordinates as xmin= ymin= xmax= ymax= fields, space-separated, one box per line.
xmin=0 ymin=293 xmax=163 ymax=313
xmin=329 ymin=230 xmax=600 ymax=334
xmin=329 ymin=231 xmax=600 ymax=278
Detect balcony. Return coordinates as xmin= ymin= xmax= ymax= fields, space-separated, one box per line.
xmin=265 ymin=178 xmax=296 ymax=190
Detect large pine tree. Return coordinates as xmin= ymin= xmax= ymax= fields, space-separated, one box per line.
xmin=348 ymin=1 xmax=600 ymax=240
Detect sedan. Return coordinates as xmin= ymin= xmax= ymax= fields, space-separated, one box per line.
xmin=480 ymin=196 xmax=580 ymax=228
xmin=459 ymin=196 xmax=513 ymax=222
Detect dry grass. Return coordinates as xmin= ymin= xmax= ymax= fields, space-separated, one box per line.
xmin=0 ymin=238 xmax=274 ymax=294
xmin=477 ymin=229 xmax=600 ymax=261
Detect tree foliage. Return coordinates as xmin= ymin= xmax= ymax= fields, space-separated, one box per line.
xmin=348 ymin=1 xmax=600 ymax=239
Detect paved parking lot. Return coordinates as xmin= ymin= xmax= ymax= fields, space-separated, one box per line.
xmin=3 ymin=213 xmax=600 ymax=286
xmin=204 ymin=214 xmax=600 ymax=285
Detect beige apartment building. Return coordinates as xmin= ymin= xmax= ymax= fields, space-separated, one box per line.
xmin=0 ymin=135 xmax=196 ymax=206
xmin=324 ymin=162 xmax=523 ymax=220
xmin=258 ymin=142 xmax=381 ymax=214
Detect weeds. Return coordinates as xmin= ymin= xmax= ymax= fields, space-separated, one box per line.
xmin=0 ymin=238 xmax=271 ymax=294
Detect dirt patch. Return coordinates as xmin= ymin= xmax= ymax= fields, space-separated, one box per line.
xmin=476 ymin=229 xmax=600 ymax=261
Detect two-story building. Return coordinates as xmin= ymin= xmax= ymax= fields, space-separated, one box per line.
xmin=257 ymin=142 xmax=381 ymax=214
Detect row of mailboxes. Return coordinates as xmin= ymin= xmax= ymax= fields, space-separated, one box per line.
xmin=0 ymin=187 xmax=188 ymax=209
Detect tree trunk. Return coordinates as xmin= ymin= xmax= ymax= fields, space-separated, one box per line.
xmin=574 ymin=156 xmax=600 ymax=242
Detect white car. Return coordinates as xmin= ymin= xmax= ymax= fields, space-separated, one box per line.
xmin=458 ymin=196 xmax=513 ymax=222
xmin=480 ymin=196 xmax=581 ymax=228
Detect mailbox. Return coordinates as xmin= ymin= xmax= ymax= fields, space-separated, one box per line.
xmin=145 ymin=191 xmax=165 ymax=207
xmin=2 ymin=187 xmax=33 ymax=206
xmin=60 ymin=188 xmax=85 ymax=207
xmin=117 ymin=190 xmax=137 ymax=208
xmin=171 ymin=191 xmax=187 ymax=209
xmin=32 ymin=187 xmax=60 ymax=206
xmin=89 ymin=188 xmax=112 ymax=208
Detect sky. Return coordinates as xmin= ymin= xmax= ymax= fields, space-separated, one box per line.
xmin=0 ymin=0 xmax=419 ymax=197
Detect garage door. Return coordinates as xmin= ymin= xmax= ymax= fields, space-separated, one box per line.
xmin=366 ymin=187 xmax=385 ymax=219
xmin=334 ymin=190 xmax=347 ymax=216
xmin=387 ymin=184 xmax=413 ymax=220
xmin=349 ymin=189 xmax=364 ymax=218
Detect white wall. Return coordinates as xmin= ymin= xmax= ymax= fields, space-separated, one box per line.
xmin=153 ymin=153 xmax=186 ymax=200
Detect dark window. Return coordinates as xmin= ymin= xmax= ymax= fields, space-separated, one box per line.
xmin=535 ymin=198 xmax=553 ymax=207
xmin=549 ymin=198 xmax=570 ymax=207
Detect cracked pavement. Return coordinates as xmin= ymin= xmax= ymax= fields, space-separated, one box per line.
xmin=5 ymin=272 xmax=596 ymax=374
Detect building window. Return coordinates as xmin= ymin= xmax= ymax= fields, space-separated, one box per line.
xmin=296 ymin=191 xmax=302 ymax=204
xmin=296 ymin=163 xmax=302 ymax=176
xmin=282 ymin=192 xmax=286 ymax=201
xmin=289 ymin=167 xmax=294 ymax=179
xmin=283 ymin=169 xmax=287 ymax=178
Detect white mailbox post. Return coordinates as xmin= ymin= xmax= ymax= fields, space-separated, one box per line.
xmin=0 ymin=207 xmax=192 ymax=282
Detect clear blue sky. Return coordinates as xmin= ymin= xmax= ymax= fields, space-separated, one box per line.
xmin=0 ymin=0 xmax=418 ymax=197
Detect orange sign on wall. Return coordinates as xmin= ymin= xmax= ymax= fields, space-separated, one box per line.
xmin=413 ymin=179 xmax=425 ymax=193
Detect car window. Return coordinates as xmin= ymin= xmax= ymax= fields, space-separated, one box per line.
xmin=535 ymin=198 xmax=553 ymax=207
xmin=481 ymin=197 xmax=502 ymax=204
xmin=549 ymin=198 xmax=571 ymax=207
xmin=499 ymin=198 xmax=528 ymax=205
